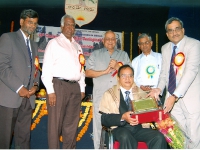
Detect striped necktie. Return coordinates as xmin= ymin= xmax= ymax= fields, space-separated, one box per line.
xmin=124 ymin=91 xmax=132 ymax=111
xmin=26 ymin=39 xmax=32 ymax=86
xmin=168 ymin=46 xmax=177 ymax=95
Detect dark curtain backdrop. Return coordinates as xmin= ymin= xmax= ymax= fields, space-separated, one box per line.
xmin=0 ymin=6 xmax=199 ymax=57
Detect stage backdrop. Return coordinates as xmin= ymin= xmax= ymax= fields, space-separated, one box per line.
xmin=33 ymin=25 xmax=123 ymax=63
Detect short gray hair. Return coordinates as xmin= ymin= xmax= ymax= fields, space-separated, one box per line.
xmin=137 ymin=33 xmax=152 ymax=43
xmin=165 ymin=17 xmax=184 ymax=31
xmin=60 ymin=14 xmax=76 ymax=26
xmin=103 ymin=30 xmax=116 ymax=38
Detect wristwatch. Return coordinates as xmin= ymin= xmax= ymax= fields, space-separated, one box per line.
xmin=34 ymin=82 xmax=39 ymax=87
xmin=172 ymin=94 xmax=179 ymax=101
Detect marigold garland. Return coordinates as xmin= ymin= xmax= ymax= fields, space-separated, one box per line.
xmin=76 ymin=105 xmax=93 ymax=141
xmin=31 ymin=100 xmax=93 ymax=142
xmin=31 ymin=102 xmax=48 ymax=130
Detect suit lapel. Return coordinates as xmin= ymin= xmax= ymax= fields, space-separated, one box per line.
xmin=16 ymin=30 xmax=31 ymax=64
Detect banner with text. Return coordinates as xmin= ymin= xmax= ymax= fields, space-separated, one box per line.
xmin=33 ymin=25 xmax=122 ymax=63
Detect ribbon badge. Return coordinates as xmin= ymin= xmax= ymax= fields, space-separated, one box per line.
xmin=34 ymin=56 xmax=42 ymax=78
xmin=146 ymin=66 xmax=155 ymax=79
xmin=174 ymin=52 xmax=185 ymax=76
xmin=112 ymin=62 xmax=123 ymax=77
xmin=79 ymin=54 xmax=85 ymax=72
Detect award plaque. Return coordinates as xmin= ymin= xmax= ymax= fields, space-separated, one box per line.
xmin=131 ymin=90 xmax=164 ymax=123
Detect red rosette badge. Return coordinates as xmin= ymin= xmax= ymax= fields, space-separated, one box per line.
xmin=79 ymin=54 xmax=85 ymax=72
xmin=174 ymin=52 xmax=185 ymax=67
xmin=34 ymin=56 xmax=41 ymax=78
xmin=112 ymin=62 xmax=123 ymax=77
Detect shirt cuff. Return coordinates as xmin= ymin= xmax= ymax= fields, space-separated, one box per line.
xmin=16 ymin=85 xmax=23 ymax=93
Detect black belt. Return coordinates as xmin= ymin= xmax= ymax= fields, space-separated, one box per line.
xmin=53 ymin=77 xmax=77 ymax=83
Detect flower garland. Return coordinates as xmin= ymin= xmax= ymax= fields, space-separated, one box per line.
xmin=31 ymin=100 xmax=93 ymax=142
xmin=60 ymin=102 xmax=93 ymax=142
xmin=76 ymin=103 xmax=93 ymax=141
xmin=31 ymin=102 xmax=48 ymax=130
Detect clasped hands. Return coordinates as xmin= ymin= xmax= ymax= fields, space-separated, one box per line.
xmin=104 ymin=59 xmax=119 ymax=74
xmin=18 ymin=86 xmax=38 ymax=98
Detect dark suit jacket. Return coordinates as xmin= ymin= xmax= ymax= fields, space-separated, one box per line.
xmin=0 ymin=30 xmax=40 ymax=109
xmin=101 ymin=90 xmax=142 ymax=132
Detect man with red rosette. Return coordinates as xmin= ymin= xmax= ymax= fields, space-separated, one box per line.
xmin=0 ymin=9 xmax=39 ymax=148
xmin=41 ymin=14 xmax=85 ymax=149
xmin=149 ymin=17 xmax=200 ymax=148
xmin=85 ymin=30 xmax=131 ymax=149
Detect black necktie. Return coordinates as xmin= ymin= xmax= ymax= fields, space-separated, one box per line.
xmin=168 ymin=46 xmax=177 ymax=95
xmin=124 ymin=91 xmax=132 ymax=111
xmin=26 ymin=39 xmax=32 ymax=86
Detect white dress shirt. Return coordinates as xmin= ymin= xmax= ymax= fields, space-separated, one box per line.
xmin=132 ymin=50 xmax=162 ymax=88
xmin=120 ymin=87 xmax=133 ymax=100
xmin=41 ymin=33 xmax=85 ymax=94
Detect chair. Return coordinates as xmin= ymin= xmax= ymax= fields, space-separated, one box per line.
xmin=100 ymin=126 xmax=148 ymax=149
xmin=113 ymin=141 xmax=148 ymax=149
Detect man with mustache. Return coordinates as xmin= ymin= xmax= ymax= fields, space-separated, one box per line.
xmin=149 ymin=17 xmax=200 ymax=148
xmin=0 ymin=9 xmax=39 ymax=148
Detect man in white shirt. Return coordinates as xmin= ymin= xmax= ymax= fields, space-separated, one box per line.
xmin=132 ymin=33 xmax=162 ymax=91
xmin=41 ymin=14 xmax=85 ymax=148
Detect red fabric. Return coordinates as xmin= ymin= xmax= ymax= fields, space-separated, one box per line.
xmin=113 ymin=141 xmax=148 ymax=149
xmin=131 ymin=110 xmax=169 ymax=124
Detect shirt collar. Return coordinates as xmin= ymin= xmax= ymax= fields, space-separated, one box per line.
xmin=120 ymin=86 xmax=132 ymax=94
xmin=60 ymin=33 xmax=75 ymax=43
xmin=171 ymin=38 xmax=183 ymax=50
xmin=20 ymin=29 xmax=30 ymax=43
xmin=140 ymin=50 xmax=155 ymax=58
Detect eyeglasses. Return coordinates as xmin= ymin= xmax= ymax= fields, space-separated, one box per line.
xmin=120 ymin=74 xmax=133 ymax=79
xmin=24 ymin=19 xmax=38 ymax=26
xmin=167 ymin=27 xmax=182 ymax=34
xmin=104 ymin=38 xmax=116 ymax=41
xmin=138 ymin=41 xmax=151 ymax=46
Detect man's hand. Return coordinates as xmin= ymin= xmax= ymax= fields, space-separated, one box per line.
xmin=48 ymin=93 xmax=56 ymax=107
xmin=81 ymin=92 xmax=85 ymax=100
xmin=140 ymin=85 xmax=152 ymax=91
xmin=147 ymin=88 xmax=161 ymax=100
xmin=104 ymin=66 xmax=113 ymax=74
xmin=18 ymin=86 xmax=30 ymax=98
xmin=122 ymin=111 xmax=139 ymax=126
xmin=109 ymin=59 xmax=119 ymax=70
xmin=163 ymin=96 xmax=176 ymax=113
xmin=29 ymin=86 xmax=38 ymax=96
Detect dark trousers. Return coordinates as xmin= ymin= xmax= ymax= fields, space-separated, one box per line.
xmin=112 ymin=126 xmax=167 ymax=149
xmin=0 ymin=98 xmax=32 ymax=149
xmin=47 ymin=78 xmax=81 ymax=149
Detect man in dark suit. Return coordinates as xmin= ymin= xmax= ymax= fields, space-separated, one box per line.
xmin=99 ymin=65 xmax=167 ymax=149
xmin=0 ymin=9 xmax=39 ymax=148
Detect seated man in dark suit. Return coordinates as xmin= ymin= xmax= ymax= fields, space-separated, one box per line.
xmin=99 ymin=65 xmax=167 ymax=149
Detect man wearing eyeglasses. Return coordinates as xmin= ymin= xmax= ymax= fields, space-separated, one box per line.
xmin=132 ymin=33 xmax=162 ymax=92
xmin=0 ymin=9 xmax=39 ymax=148
xmin=99 ymin=65 xmax=167 ymax=149
xmin=85 ymin=30 xmax=131 ymax=149
xmin=149 ymin=17 xmax=200 ymax=148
